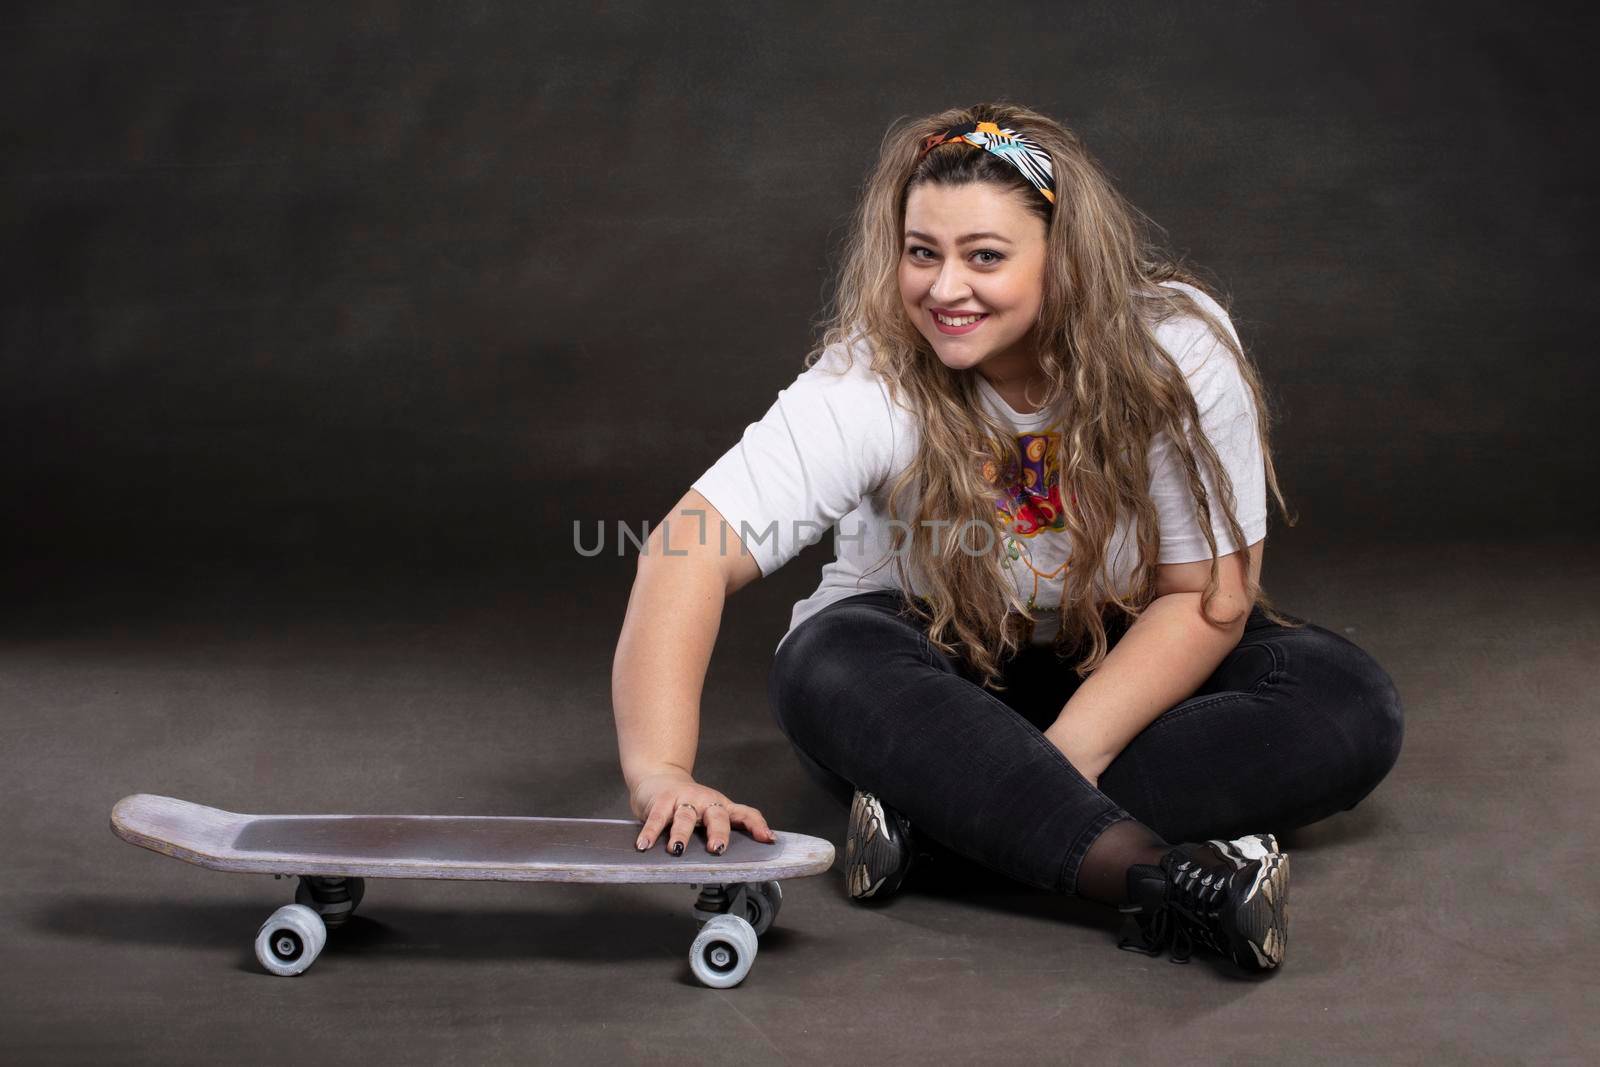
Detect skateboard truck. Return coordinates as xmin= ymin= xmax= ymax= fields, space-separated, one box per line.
xmin=294 ymin=875 xmax=365 ymax=930
xmin=689 ymin=881 xmax=783 ymax=938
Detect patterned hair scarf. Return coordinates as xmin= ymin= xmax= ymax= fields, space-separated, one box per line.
xmin=917 ymin=120 xmax=1057 ymax=205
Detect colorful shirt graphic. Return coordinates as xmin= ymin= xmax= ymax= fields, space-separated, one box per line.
xmin=984 ymin=426 xmax=1075 ymax=638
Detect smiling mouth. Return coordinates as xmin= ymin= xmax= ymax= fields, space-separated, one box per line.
xmin=930 ymin=310 xmax=988 ymax=333
xmin=932 ymin=310 xmax=986 ymax=324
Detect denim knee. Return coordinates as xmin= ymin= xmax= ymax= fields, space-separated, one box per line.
xmin=767 ymin=597 xmax=919 ymax=740
xmin=1351 ymin=652 xmax=1404 ymax=806
xmin=768 ymin=609 xmax=847 ymax=743
xmin=1302 ymin=625 xmax=1405 ymax=808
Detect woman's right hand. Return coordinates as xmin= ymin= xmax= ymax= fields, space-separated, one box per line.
xmin=630 ymin=769 xmax=778 ymax=855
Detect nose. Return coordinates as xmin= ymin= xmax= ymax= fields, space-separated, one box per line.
xmin=926 ymin=262 xmax=974 ymax=308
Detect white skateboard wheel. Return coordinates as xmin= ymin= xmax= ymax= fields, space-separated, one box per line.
xmin=255 ymin=904 xmax=326 ymax=976
xmin=689 ymin=914 xmax=757 ymax=988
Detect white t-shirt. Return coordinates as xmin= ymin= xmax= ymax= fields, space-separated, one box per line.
xmin=690 ymin=281 xmax=1268 ymax=656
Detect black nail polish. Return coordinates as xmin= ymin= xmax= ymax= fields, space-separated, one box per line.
xmin=671 ymin=841 xmax=683 ymax=856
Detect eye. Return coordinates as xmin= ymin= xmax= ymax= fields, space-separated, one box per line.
xmin=905 ymin=246 xmax=1005 ymax=266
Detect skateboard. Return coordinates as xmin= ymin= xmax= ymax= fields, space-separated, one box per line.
xmin=110 ymin=793 xmax=836 ymax=987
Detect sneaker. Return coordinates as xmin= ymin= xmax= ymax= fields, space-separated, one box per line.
xmin=844 ymin=789 xmax=919 ymax=902
xmin=1116 ymin=836 xmax=1291 ymax=972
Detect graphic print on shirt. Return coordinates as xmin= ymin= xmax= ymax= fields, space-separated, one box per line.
xmin=982 ymin=426 xmax=1076 ymax=638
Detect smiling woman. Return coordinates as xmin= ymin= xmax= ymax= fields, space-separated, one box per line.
xmin=612 ymin=101 xmax=1404 ymax=977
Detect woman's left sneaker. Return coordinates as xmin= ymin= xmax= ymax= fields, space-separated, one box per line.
xmin=844 ymin=789 xmax=918 ymax=902
xmin=1116 ymin=836 xmax=1291 ymax=972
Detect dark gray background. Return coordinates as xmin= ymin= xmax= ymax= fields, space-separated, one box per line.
xmin=3 ymin=1 xmax=1593 ymax=606
xmin=3 ymin=3 xmax=1595 ymax=1064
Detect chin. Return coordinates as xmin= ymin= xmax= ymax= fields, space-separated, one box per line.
xmin=926 ymin=344 xmax=987 ymax=372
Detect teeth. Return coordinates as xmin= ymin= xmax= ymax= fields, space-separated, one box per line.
xmin=936 ymin=312 xmax=984 ymax=326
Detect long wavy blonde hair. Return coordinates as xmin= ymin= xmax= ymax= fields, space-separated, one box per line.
xmin=802 ymin=101 xmax=1303 ymax=690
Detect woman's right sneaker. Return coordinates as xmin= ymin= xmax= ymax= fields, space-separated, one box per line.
xmin=1116 ymin=835 xmax=1291 ymax=972
xmin=844 ymin=789 xmax=920 ymax=902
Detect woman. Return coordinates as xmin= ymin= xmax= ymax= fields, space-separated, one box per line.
xmin=611 ymin=102 xmax=1404 ymax=973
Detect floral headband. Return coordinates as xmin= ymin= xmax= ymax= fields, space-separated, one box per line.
xmin=917 ymin=120 xmax=1057 ymax=205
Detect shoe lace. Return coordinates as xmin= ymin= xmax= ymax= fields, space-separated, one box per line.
xmin=1116 ymin=857 xmax=1231 ymax=965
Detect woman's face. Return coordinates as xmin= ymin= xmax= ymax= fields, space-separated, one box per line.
xmin=898 ymin=181 xmax=1049 ymax=381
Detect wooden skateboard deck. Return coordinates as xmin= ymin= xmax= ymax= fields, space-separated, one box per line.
xmin=111 ymin=794 xmax=834 ymax=882
xmin=111 ymin=793 xmax=836 ymax=987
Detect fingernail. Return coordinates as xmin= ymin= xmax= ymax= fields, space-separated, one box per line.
xmin=636 ymin=837 xmax=646 ymax=850
xmin=712 ymin=843 xmax=725 ymax=855
xmin=671 ymin=841 xmax=683 ymax=856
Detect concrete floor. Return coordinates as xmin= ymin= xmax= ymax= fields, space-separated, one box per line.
xmin=2 ymin=536 xmax=1595 ymax=1064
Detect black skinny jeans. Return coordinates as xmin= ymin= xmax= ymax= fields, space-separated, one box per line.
xmin=768 ymin=589 xmax=1404 ymax=898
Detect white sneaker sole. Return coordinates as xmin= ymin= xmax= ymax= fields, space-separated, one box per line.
xmin=845 ymin=791 xmax=906 ymax=900
xmin=1233 ymin=850 xmax=1291 ymax=969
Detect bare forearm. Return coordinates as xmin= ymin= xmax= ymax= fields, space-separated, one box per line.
xmin=612 ymin=551 xmax=727 ymax=792
xmin=1043 ymin=592 xmax=1247 ymax=782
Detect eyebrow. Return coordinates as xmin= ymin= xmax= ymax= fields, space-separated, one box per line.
xmin=903 ymin=230 xmax=1014 ymax=245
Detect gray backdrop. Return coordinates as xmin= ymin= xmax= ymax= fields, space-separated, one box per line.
xmin=3 ymin=1 xmax=1594 ymax=608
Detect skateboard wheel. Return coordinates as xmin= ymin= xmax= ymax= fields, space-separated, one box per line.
xmin=689 ymin=914 xmax=757 ymax=988
xmin=255 ymin=904 xmax=326 ymax=976
xmin=757 ymin=880 xmax=783 ymax=930
xmin=740 ymin=882 xmax=782 ymax=938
